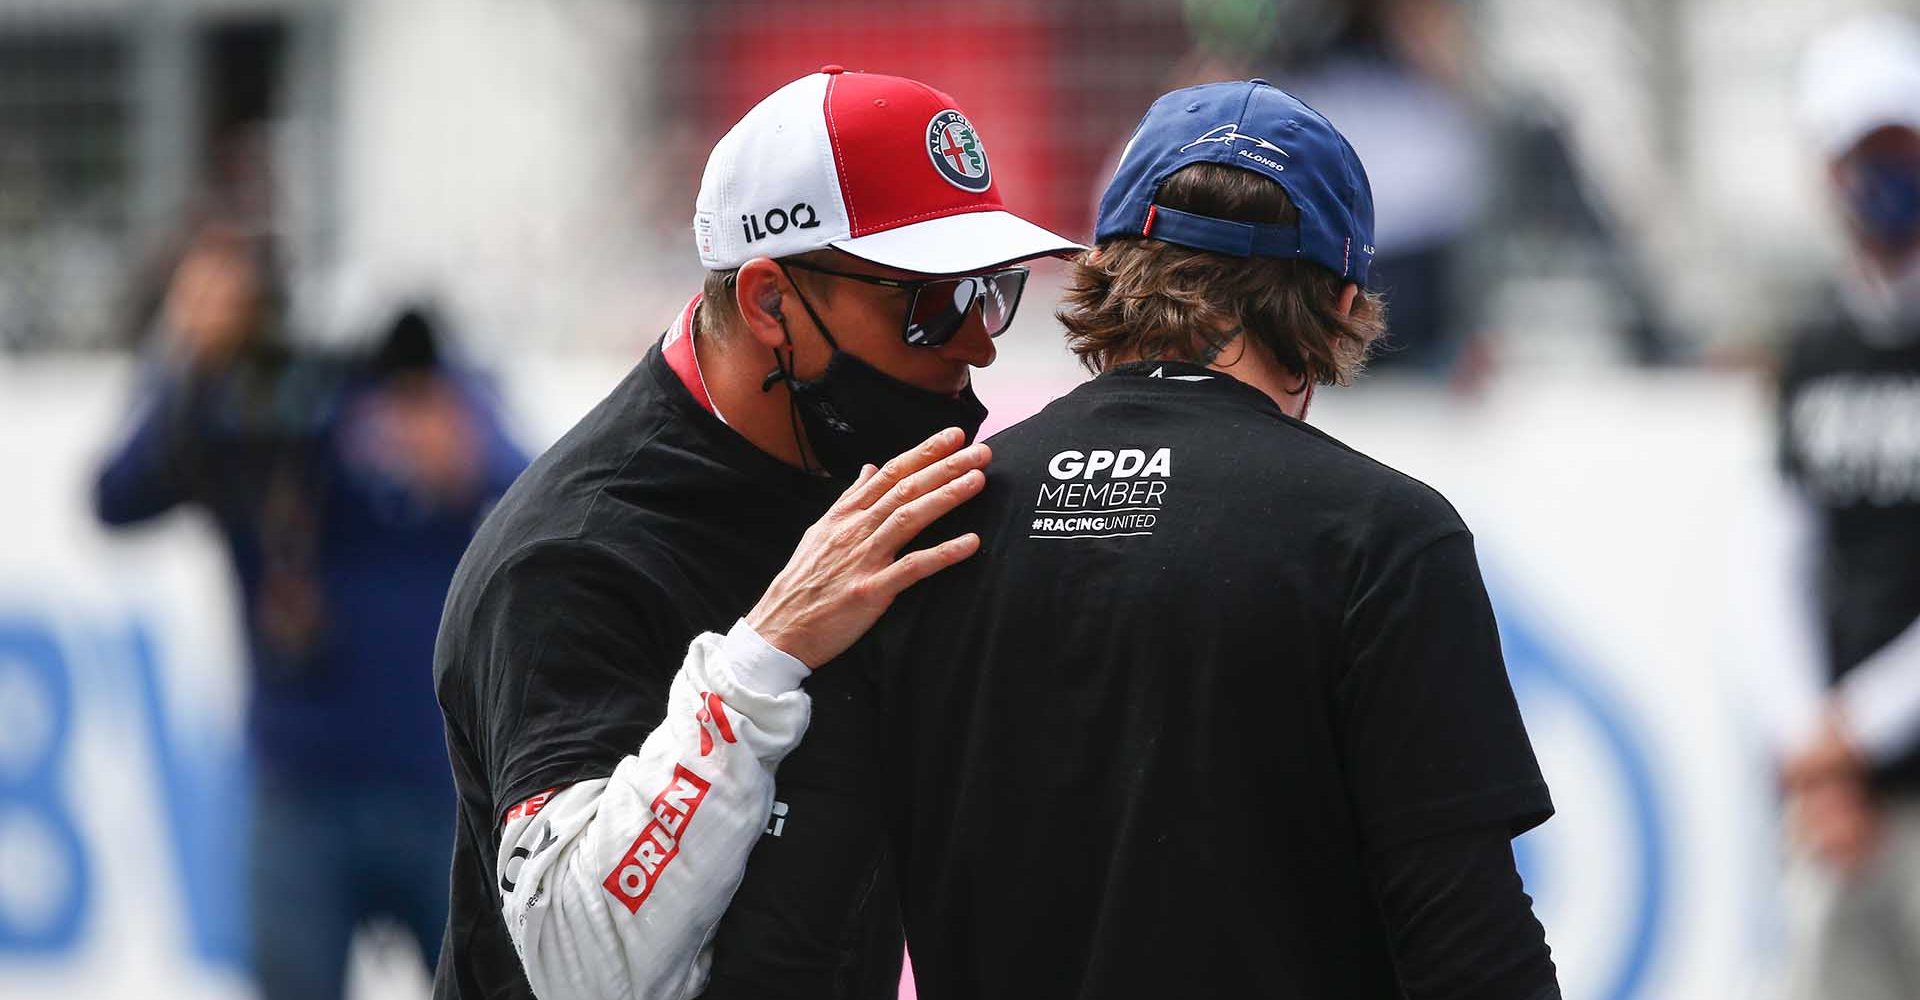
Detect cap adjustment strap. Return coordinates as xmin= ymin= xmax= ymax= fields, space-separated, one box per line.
xmin=1140 ymin=205 xmax=1303 ymax=259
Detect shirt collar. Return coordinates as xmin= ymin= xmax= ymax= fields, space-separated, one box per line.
xmin=662 ymin=293 xmax=725 ymax=423
xmin=1100 ymin=359 xmax=1223 ymax=383
xmin=1092 ymin=358 xmax=1290 ymax=417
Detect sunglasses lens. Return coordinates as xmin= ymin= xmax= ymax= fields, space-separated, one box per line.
xmin=905 ymin=278 xmax=974 ymax=347
xmin=901 ymin=270 xmax=1026 ymax=346
xmin=981 ymin=270 xmax=1026 ymax=337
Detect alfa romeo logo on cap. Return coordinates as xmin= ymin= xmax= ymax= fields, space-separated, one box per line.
xmin=926 ymin=110 xmax=991 ymax=193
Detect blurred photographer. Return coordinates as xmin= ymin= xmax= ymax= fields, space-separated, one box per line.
xmin=94 ymin=222 xmax=528 ymax=1000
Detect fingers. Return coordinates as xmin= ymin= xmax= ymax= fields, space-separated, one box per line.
xmin=829 ymin=462 xmax=882 ymax=511
xmin=835 ymin=427 xmax=967 ymax=512
xmin=863 ymin=441 xmax=991 ymax=528
xmin=870 ymin=466 xmax=986 ymax=553
xmin=868 ymin=532 xmax=981 ymax=596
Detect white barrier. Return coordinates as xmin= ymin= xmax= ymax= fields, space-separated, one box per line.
xmin=0 ymin=355 xmax=1787 ymax=999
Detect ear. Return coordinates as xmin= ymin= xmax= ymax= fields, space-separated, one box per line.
xmin=733 ymin=258 xmax=791 ymax=350
xmin=1334 ymin=282 xmax=1360 ymax=318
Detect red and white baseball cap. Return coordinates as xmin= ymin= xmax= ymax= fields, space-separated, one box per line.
xmin=694 ymin=66 xmax=1083 ymax=276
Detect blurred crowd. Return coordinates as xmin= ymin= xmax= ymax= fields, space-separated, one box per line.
xmin=0 ymin=0 xmax=1790 ymax=373
xmin=1 ymin=0 xmax=1914 ymax=997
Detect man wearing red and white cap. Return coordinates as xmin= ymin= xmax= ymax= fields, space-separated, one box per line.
xmin=432 ymin=67 xmax=1079 ymax=1000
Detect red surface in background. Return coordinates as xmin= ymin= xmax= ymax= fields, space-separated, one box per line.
xmin=702 ymin=3 xmax=1065 ymax=236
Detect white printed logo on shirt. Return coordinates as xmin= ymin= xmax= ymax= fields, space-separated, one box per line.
xmin=1029 ymin=448 xmax=1173 ymax=540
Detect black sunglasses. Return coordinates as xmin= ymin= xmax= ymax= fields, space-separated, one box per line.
xmin=778 ymin=259 xmax=1030 ymax=347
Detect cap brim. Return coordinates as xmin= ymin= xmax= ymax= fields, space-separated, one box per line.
xmin=832 ymin=209 xmax=1085 ymax=276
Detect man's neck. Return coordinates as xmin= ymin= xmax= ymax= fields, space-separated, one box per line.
xmin=693 ymin=303 xmax=816 ymax=471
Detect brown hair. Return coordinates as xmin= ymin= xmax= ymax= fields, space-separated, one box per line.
xmin=1058 ymin=163 xmax=1385 ymax=384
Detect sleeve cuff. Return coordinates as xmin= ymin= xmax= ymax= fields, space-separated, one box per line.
xmin=1361 ymin=780 xmax=1556 ymax=852
xmin=719 ymin=618 xmax=812 ymax=696
xmin=1836 ymin=655 xmax=1920 ymax=764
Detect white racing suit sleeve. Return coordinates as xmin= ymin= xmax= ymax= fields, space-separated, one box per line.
xmin=1834 ymin=616 xmax=1920 ymax=763
xmin=496 ymin=619 xmax=813 ymax=1000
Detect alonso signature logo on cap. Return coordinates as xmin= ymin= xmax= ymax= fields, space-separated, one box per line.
xmin=926 ymin=110 xmax=991 ymax=193
xmin=1179 ymin=123 xmax=1291 ymax=157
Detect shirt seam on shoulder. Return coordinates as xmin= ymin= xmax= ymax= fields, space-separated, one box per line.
xmin=570 ymin=406 xmax=676 ymax=540
xmin=1341 ymin=524 xmax=1476 ymax=637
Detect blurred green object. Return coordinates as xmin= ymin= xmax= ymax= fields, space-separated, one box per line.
xmin=1183 ymin=0 xmax=1281 ymax=60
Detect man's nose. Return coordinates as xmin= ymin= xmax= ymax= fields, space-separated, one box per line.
xmin=936 ymin=304 xmax=997 ymax=369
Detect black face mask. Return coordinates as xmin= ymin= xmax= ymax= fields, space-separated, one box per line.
xmin=766 ymin=267 xmax=989 ymax=479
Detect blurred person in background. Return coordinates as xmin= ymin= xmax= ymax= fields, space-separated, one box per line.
xmin=1244 ymin=0 xmax=1669 ymax=377
xmin=1257 ymin=0 xmax=1485 ymax=374
xmin=92 ymin=221 xmax=529 ymax=1000
xmin=1770 ymin=15 xmax=1920 ymax=1000
xmin=868 ymin=80 xmax=1558 ymax=1000
xmin=432 ymin=67 xmax=1079 ymax=1000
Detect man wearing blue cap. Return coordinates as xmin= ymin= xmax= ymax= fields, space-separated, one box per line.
xmin=865 ymin=80 xmax=1561 ymax=998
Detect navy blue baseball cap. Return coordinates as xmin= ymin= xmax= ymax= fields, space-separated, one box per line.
xmin=1096 ymin=79 xmax=1376 ymax=285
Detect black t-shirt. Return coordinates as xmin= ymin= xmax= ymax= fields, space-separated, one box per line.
xmin=869 ymin=361 xmax=1553 ymax=1000
xmin=1779 ymin=309 xmax=1920 ymax=791
xmin=432 ymin=342 xmax=902 ymax=1000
